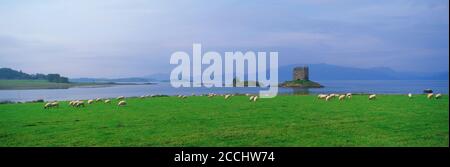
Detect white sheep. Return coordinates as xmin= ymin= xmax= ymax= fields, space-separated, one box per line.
xmin=346 ymin=93 xmax=352 ymax=99
xmin=224 ymin=94 xmax=232 ymax=99
xmin=435 ymin=93 xmax=442 ymax=99
xmin=408 ymin=93 xmax=412 ymax=99
xmin=369 ymin=94 xmax=376 ymax=100
xmin=87 ymin=99 xmax=94 ymax=104
xmin=75 ymin=100 xmax=85 ymax=107
xmin=253 ymin=96 xmax=258 ymax=102
xmin=117 ymin=96 xmax=125 ymax=100
xmin=249 ymin=96 xmax=255 ymax=101
xmin=96 ymin=98 xmax=102 ymax=102
xmin=44 ymin=102 xmax=56 ymax=109
xmin=339 ymin=95 xmax=346 ymax=101
xmin=427 ymin=93 xmax=433 ymax=99
xmin=325 ymin=95 xmax=332 ymax=101
xmin=118 ymin=100 xmax=127 ymax=106
xmin=104 ymin=99 xmax=111 ymax=104
xmin=317 ymin=94 xmax=327 ymax=99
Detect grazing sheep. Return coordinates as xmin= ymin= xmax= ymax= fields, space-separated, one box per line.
xmin=408 ymin=93 xmax=412 ymax=99
xmin=435 ymin=93 xmax=442 ymax=99
xmin=339 ymin=95 xmax=346 ymax=101
xmin=427 ymin=93 xmax=434 ymax=99
xmin=346 ymin=93 xmax=352 ymax=99
xmin=253 ymin=96 xmax=258 ymax=102
xmin=224 ymin=94 xmax=232 ymax=99
xmin=318 ymin=94 xmax=327 ymax=99
xmin=118 ymin=100 xmax=127 ymax=106
xmin=325 ymin=95 xmax=332 ymax=101
xmin=96 ymin=98 xmax=102 ymax=102
xmin=69 ymin=101 xmax=75 ymax=106
xmin=369 ymin=94 xmax=376 ymax=100
xmin=87 ymin=99 xmax=94 ymax=104
xmin=51 ymin=102 xmax=59 ymax=108
xmin=44 ymin=102 xmax=55 ymax=109
xmin=104 ymin=99 xmax=111 ymax=104
xmin=77 ymin=101 xmax=85 ymax=107
xmin=117 ymin=96 xmax=125 ymax=100
xmin=249 ymin=96 xmax=255 ymax=101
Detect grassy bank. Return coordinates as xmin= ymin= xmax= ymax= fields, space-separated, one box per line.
xmin=0 ymin=79 xmax=124 ymax=90
xmin=0 ymin=95 xmax=448 ymax=146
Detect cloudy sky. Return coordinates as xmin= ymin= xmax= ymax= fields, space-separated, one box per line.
xmin=0 ymin=0 xmax=448 ymax=78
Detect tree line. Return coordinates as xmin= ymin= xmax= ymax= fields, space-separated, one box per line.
xmin=0 ymin=68 xmax=69 ymax=83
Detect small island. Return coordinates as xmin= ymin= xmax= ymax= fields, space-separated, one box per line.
xmin=279 ymin=66 xmax=324 ymax=88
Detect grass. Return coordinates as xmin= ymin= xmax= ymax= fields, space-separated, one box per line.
xmin=0 ymin=95 xmax=448 ymax=147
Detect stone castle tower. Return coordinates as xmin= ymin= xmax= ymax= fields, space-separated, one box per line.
xmin=293 ymin=66 xmax=309 ymax=80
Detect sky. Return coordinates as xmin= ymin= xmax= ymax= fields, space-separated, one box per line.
xmin=0 ymin=0 xmax=448 ymax=78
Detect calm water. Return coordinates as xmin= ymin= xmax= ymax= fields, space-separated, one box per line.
xmin=0 ymin=80 xmax=448 ymax=102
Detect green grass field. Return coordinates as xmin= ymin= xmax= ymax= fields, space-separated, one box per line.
xmin=0 ymin=95 xmax=448 ymax=147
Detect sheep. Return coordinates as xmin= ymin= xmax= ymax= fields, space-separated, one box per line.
xmin=224 ymin=94 xmax=232 ymax=99
xmin=87 ymin=99 xmax=94 ymax=104
xmin=96 ymin=98 xmax=102 ymax=102
xmin=118 ymin=100 xmax=127 ymax=106
xmin=117 ymin=96 xmax=125 ymax=100
xmin=75 ymin=100 xmax=85 ymax=107
xmin=408 ymin=93 xmax=412 ymax=99
xmin=44 ymin=102 xmax=55 ymax=109
xmin=253 ymin=96 xmax=258 ymax=102
xmin=51 ymin=101 xmax=59 ymax=108
xmin=249 ymin=96 xmax=255 ymax=101
xmin=427 ymin=93 xmax=434 ymax=99
xmin=369 ymin=94 xmax=376 ymax=100
xmin=339 ymin=95 xmax=346 ymax=101
xmin=104 ymin=99 xmax=111 ymax=104
xmin=325 ymin=95 xmax=332 ymax=101
xmin=69 ymin=101 xmax=75 ymax=106
xmin=208 ymin=93 xmax=216 ymax=98
xmin=318 ymin=94 xmax=327 ymax=99
xmin=346 ymin=93 xmax=352 ymax=99
xmin=435 ymin=93 xmax=442 ymax=99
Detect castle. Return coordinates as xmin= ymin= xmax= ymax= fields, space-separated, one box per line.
xmin=293 ymin=66 xmax=309 ymax=80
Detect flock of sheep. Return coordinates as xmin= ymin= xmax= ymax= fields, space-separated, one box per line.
xmin=43 ymin=92 xmax=444 ymax=109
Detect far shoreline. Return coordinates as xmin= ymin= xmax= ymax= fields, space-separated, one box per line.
xmin=0 ymin=79 xmax=156 ymax=90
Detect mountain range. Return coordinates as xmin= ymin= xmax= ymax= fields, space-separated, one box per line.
xmin=69 ymin=63 xmax=448 ymax=82
xmin=143 ymin=63 xmax=448 ymax=82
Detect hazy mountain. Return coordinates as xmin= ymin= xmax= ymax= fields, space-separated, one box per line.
xmin=143 ymin=63 xmax=448 ymax=82
xmin=279 ymin=64 xmax=449 ymax=81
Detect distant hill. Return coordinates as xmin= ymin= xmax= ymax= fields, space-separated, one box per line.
xmin=0 ymin=68 xmax=69 ymax=83
xmin=142 ymin=63 xmax=448 ymax=82
xmin=278 ymin=64 xmax=449 ymax=81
